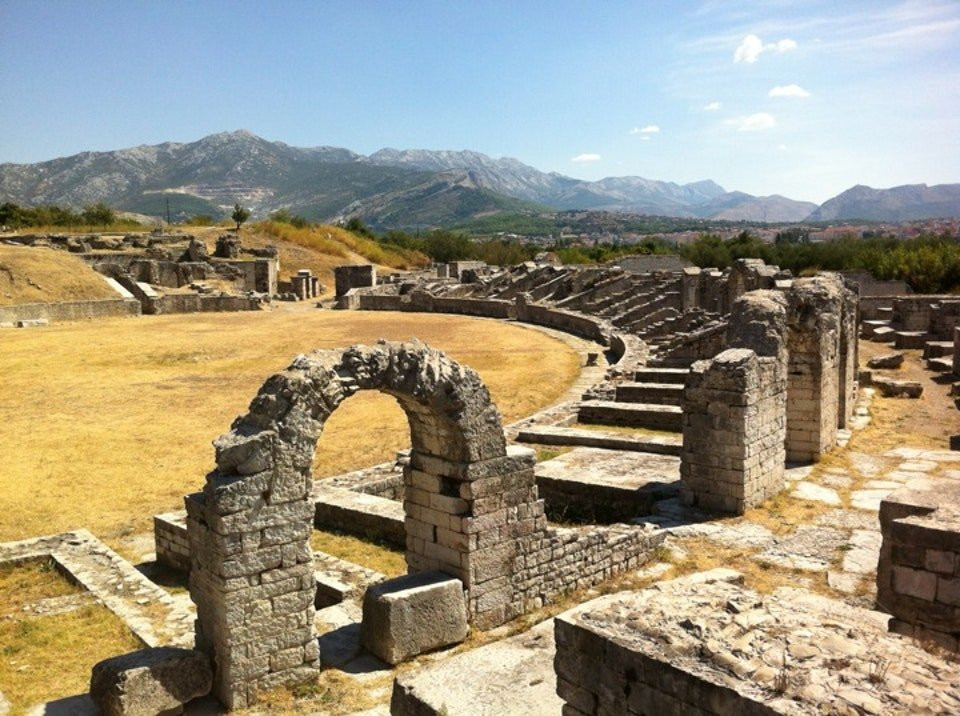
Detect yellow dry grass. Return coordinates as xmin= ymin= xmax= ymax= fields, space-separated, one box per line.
xmin=0 ymin=306 xmax=579 ymax=543
xmin=0 ymin=561 xmax=142 ymax=713
xmin=0 ymin=245 xmax=116 ymax=306
xmin=310 ymin=529 xmax=407 ymax=577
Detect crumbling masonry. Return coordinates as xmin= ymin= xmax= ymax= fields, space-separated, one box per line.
xmin=187 ymin=340 xmax=662 ymax=707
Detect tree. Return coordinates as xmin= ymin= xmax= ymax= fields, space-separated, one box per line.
xmin=232 ymin=203 xmax=250 ymax=231
xmin=81 ymin=202 xmax=115 ymax=227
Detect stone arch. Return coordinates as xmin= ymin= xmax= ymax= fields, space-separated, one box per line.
xmin=186 ymin=340 xmax=511 ymax=707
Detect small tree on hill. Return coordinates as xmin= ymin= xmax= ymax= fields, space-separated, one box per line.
xmin=232 ymin=203 xmax=250 ymax=231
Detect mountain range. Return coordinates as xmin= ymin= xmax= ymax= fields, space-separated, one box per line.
xmin=1 ymin=130 xmax=958 ymax=228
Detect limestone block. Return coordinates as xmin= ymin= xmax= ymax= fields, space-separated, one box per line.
xmin=867 ymin=352 xmax=905 ymax=369
xmin=90 ymin=647 xmax=212 ymax=716
xmin=873 ymin=376 xmax=924 ymax=398
xmin=361 ymin=571 xmax=469 ymax=664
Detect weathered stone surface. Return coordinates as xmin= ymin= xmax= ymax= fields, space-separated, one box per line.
xmin=873 ymin=375 xmax=924 ymax=398
xmin=791 ymin=481 xmax=841 ymax=506
xmin=392 ymin=618 xmax=561 ymax=716
xmin=867 ymin=352 xmax=905 ymax=369
xmin=361 ymin=571 xmax=468 ymax=664
xmin=555 ymin=570 xmax=960 ymax=715
xmin=90 ymin=647 xmax=211 ymax=716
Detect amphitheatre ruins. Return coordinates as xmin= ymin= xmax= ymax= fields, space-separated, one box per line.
xmin=2 ymin=227 xmax=960 ymax=715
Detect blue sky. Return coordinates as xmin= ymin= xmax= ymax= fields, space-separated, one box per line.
xmin=1 ymin=0 xmax=958 ymax=203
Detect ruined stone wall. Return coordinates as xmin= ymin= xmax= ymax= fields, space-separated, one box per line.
xmin=894 ymin=297 xmax=940 ymax=332
xmin=680 ymin=349 xmax=786 ymax=514
xmin=679 ymin=291 xmax=788 ymax=515
xmin=877 ymin=481 xmax=960 ymax=651
xmin=785 ymin=276 xmax=842 ymax=462
xmin=334 ymin=264 xmax=376 ymax=297
xmin=144 ymin=294 xmax=261 ymax=315
xmin=931 ymin=300 xmax=960 ymax=341
xmin=154 ymin=512 xmax=190 ymax=571
xmin=0 ymin=298 xmax=141 ymax=324
xmin=515 ymin=297 xmax=611 ymax=344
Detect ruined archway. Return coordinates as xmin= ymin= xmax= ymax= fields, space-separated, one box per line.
xmin=186 ymin=340 xmax=516 ymax=707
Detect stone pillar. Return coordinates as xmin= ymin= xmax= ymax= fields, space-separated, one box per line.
xmin=838 ymin=278 xmax=860 ymax=428
xmin=334 ymin=264 xmax=376 ymax=297
xmin=310 ymin=276 xmax=319 ymax=298
xmin=680 ymin=291 xmax=788 ymax=515
xmin=402 ymin=446 xmax=543 ymax=629
xmin=187 ymin=472 xmax=318 ymax=708
xmin=680 ymin=267 xmax=701 ymax=311
xmin=953 ymin=326 xmax=960 ymax=376
xmin=785 ymin=276 xmax=843 ymax=462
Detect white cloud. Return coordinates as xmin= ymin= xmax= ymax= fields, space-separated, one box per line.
xmin=734 ymin=34 xmax=798 ymax=63
xmin=704 ymin=101 xmax=722 ymax=111
xmin=629 ymin=125 xmax=660 ymax=135
xmin=769 ymin=84 xmax=810 ymax=98
xmin=571 ymin=153 xmax=601 ymax=162
xmin=734 ymin=34 xmax=764 ymax=63
xmin=640 ymin=136 xmax=651 ymax=141
xmin=727 ymin=112 xmax=777 ymax=131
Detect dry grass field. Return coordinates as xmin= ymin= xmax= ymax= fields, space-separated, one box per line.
xmin=0 ymin=245 xmax=117 ymax=305
xmin=0 ymin=306 xmax=580 ymax=544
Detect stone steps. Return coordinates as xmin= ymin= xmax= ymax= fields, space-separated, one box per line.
xmin=634 ymin=367 xmax=690 ymax=384
xmin=615 ymin=381 xmax=684 ymax=406
xmin=534 ymin=447 xmax=681 ymax=523
xmin=515 ymin=425 xmax=682 ymax=456
xmin=577 ymin=400 xmax=683 ymax=431
xmin=924 ymin=341 xmax=955 ymax=359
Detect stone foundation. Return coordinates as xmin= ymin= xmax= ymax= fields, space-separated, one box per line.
xmin=555 ymin=569 xmax=960 ymax=715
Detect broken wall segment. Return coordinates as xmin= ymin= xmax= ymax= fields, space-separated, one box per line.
xmin=554 ymin=569 xmax=960 ymax=715
xmin=877 ymin=479 xmax=960 ymax=651
xmin=679 ymin=291 xmax=788 ymax=515
xmin=334 ymin=264 xmax=376 ymax=297
xmin=784 ymin=274 xmax=846 ymax=462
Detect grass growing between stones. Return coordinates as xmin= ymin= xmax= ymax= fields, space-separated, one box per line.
xmin=0 ymin=307 xmax=579 ymax=546
xmin=310 ymin=529 xmax=407 ymax=577
xmin=253 ymin=670 xmax=394 ymax=715
xmin=0 ymin=560 xmax=142 ymax=713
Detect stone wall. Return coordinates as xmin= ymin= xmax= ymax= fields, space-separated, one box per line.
xmin=514 ymin=295 xmax=611 ymax=344
xmin=0 ymin=298 xmax=141 ymax=324
xmin=614 ymin=254 xmax=691 ymax=273
xmin=154 ymin=512 xmax=190 ymax=571
xmin=679 ymin=291 xmax=787 ymax=515
xmin=877 ymin=479 xmax=960 ymax=651
xmin=144 ymin=294 xmax=261 ymax=315
xmin=555 ymin=569 xmax=960 ymax=715
xmin=334 ymin=264 xmax=376 ymax=297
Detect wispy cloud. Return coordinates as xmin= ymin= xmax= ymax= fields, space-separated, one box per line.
xmin=727 ymin=112 xmax=777 ymax=131
xmin=769 ymin=84 xmax=810 ymax=97
xmin=571 ymin=153 xmax=601 ymax=162
xmin=733 ymin=34 xmax=797 ymax=63
xmin=704 ymin=101 xmax=722 ymax=111
xmin=629 ymin=125 xmax=660 ymax=135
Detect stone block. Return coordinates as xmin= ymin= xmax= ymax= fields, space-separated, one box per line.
xmin=90 ymin=647 xmax=212 ymax=716
xmin=361 ymin=571 xmax=469 ymax=664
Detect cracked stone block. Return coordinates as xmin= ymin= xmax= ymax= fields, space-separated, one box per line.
xmin=90 ymin=647 xmax=211 ymax=716
xmin=361 ymin=571 xmax=469 ymax=665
